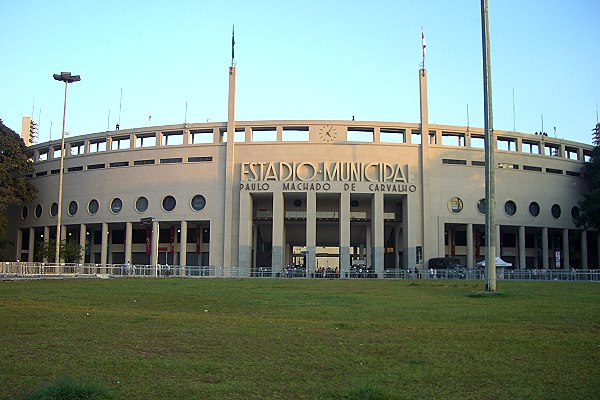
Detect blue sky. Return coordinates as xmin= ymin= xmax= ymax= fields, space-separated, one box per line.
xmin=1 ymin=0 xmax=599 ymax=145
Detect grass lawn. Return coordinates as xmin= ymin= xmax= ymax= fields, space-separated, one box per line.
xmin=0 ymin=278 xmax=598 ymax=399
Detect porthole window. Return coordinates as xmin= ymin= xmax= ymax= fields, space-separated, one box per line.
xmin=448 ymin=197 xmax=463 ymax=214
xmin=504 ymin=200 xmax=517 ymax=216
xmin=351 ymin=199 xmax=360 ymax=208
xmin=50 ymin=202 xmax=58 ymax=217
xmin=35 ymin=204 xmax=43 ymax=219
xmin=551 ymin=204 xmax=561 ymax=219
xmin=21 ymin=206 xmax=29 ymax=220
xmin=136 ymin=196 xmax=149 ymax=213
xmin=571 ymin=206 xmax=580 ymax=220
xmin=111 ymin=198 xmax=123 ymax=214
xmin=529 ymin=202 xmax=540 ymax=217
xmin=68 ymin=201 xmax=78 ymax=216
xmin=88 ymin=199 xmax=99 ymax=215
xmin=477 ymin=198 xmax=486 ymax=214
xmin=162 ymin=195 xmax=176 ymax=212
xmin=293 ymin=199 xmax=302 ymax=208
xmin=191 ymin=195 xmax=206 ymax=211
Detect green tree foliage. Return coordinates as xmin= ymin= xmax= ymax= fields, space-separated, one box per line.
xmin=36 ymin=239 xmax=83 ymax=263
xmin=0 ymin=119 xmax=37 ymax=247
xmin=574 ymin=123 xmax=600 ymax=230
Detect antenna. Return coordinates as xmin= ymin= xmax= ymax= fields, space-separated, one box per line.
xmin=466 ymin=104 xmax=470 ymax=131
xmin=231 ymin=25 xmax=235 ymax=66
xmin=37 ymin=109 xmax=42 ymax=143
xmin=184 ymin=101 xmax=188 ymax=124
xmin=541 ymin=114 xmax=544 ymax=134
xmin=31 ymin=97 xmax=35 ymax=118
xmin=107 ymin=109 xmax=111 ymax=131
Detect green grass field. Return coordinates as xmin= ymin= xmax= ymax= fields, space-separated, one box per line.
xmin=0 ymin=278 xmax=598 ymax=399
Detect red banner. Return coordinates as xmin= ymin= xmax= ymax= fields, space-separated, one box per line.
xmin=196 ymin=225 xmax=201 ymax=254
xmin=145 ymin=227 xmax=151 ymax=255
xmin=169 ymin=226 xmax=175 ymax=254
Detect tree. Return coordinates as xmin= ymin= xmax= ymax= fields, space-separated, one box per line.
xmin=0 ymin=119 xmax=37 ymax=248
xmin=36 ymin=239 xmax=83 ymax=264
xmin=574 ymin=123 xmax=600 ymax=230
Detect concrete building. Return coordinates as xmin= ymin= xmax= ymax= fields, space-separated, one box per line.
xmin=4 ymin=65 xmax=599 ymax=276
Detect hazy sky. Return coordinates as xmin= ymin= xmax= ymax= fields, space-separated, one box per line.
xmin=2 ymin=0 xmax=599 ymax=145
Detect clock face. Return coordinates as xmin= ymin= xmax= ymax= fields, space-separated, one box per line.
xmin=318 ymin=125 xmax=339 ymax=142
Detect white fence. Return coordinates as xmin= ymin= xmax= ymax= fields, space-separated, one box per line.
xmin=1 ymin=262 xmax=600 ymax=281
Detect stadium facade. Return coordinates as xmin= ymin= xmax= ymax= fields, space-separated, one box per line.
xmin=4 ymin=65 xmax=599 ymax=276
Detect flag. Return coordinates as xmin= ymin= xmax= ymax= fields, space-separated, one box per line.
xmin=231 ymin=25 xmax=235 ymax=60
xmin=422 ymin=30 xmax=426 ymax=61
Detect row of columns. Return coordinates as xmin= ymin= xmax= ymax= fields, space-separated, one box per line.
xmin=457 ymin=223 xmax=596 ymax=269
xmin=15 ymin=220 xmax=204 ymax=273
xmin=239 ymin=191 xmax=388 ymax=277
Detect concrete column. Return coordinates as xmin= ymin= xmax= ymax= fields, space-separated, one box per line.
xmin=306 ymin=192 xmax=317 ymax=276
xmin=79 ymin=224 xmax=87 ymax=264
xmin=339 ymin=192 xmax=350 ymax=277
xmin=222 ymin=66 xmax=237 ymax=274
xmin=519 ymin=226 xmax=526 ymax=270
xmin=15 ymin=228 xmax=23 ymax=261
xmin=43 ymin=226 xmax=50 ymax=263
xmin=562 ymin=229 xmax=570 ymax=270
xmin=542 ymin=227 xmax=549 ymax=269
xmin=467 ymin=223 xmax=474 ymax=269
xmin=28 ymin=227 xmax=35 ymax=262
xmin=151 ymin=221 xmax=158 ymax=273
xmin=238 ymin=191 xmax=253 ymax=277
xmin=180 ymin=221 xmax=187 ymax=276
xmin=581 ymin=230 xmax=588 ymax=269
xmin=372 ymin=192 xmax=384 ymax=277
xmin=101 ymin=222 xmax=108 ymax=273
xmin=366 ymin=225 xmax=372 ymax=270
xmin=439 ymin=220 xmax=446 ymax=257
xmin=59 ymin=224 xmax=67 ymax=264
xmin=271 ymin=192 xmax=284 ymax=275
xmin=125 ymin=222 xmax=132 ymax=266
xmin=394 ymin=225 xmax=401 ymax=270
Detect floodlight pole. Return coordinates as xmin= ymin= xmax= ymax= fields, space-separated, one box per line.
xmin=53 ymin=72 xmax=80 ymax=265
xmin=481 ymin=0 xmax=496 ymax=291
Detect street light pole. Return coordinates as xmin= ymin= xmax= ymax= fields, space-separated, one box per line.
xmin=53 ymin=72 xmax=80 ymax=265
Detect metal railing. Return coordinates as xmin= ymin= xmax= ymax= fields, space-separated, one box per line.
xmin=2 ymin=262 xmax=599 ymax=282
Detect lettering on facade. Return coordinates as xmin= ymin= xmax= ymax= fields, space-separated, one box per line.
xmin=241 ymin=162 xmax=409 ymax=183
xmin=239 ymin=162 xmax=416 ymax=193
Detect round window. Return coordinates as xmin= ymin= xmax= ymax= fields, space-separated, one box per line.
xmin=163 ymin=195 xmax=176 ymax=212
xmin=35 ymin=204 xmax=43 ymax=219
xmin=136 ymin=196 xmax=149 ymax=213
xmin=50 ymin=202 xmax=58 ymax=217
xmin=571 ymin=206 xmax=580 ymax=220
xmin=551 ymin=204 xmax=561 ymax=219
xmin=529 ymin=202 xmax=540 ymax=217
xmin=504 ymin=200 xmax=516 ymax=216
xmin=448 ymin=197 xmax=463 ymax=214
xmin=68 ymin=201 xmax=78 ymax=216
xmin=21 ymin=206 xmax=29 ymax=220
xmin=88 ymin=199 xmax=99 ymax=215
xmin=191 ymin=195 xmax=206 ymax=211
xmin=111 ymin=198 xmax=123 ymax=214
xmin=477 ymin=198 xmax=486 ymax=214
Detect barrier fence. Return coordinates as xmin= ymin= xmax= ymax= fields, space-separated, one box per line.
xmin=1 ymin=262 xmax=599 ymax=282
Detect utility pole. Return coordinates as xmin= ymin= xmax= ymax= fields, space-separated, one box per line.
xmin=481 ymin=0 xmax=496 ymax=291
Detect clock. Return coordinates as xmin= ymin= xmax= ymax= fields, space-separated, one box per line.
xmin=318 ymin=125 xmax=340 ymax=142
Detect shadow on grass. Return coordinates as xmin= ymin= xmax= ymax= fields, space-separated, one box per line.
xmin=25 ymin=377 xmax=114 ymax=400
xmin=468 ymin=291 xmax=506 ymax=298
